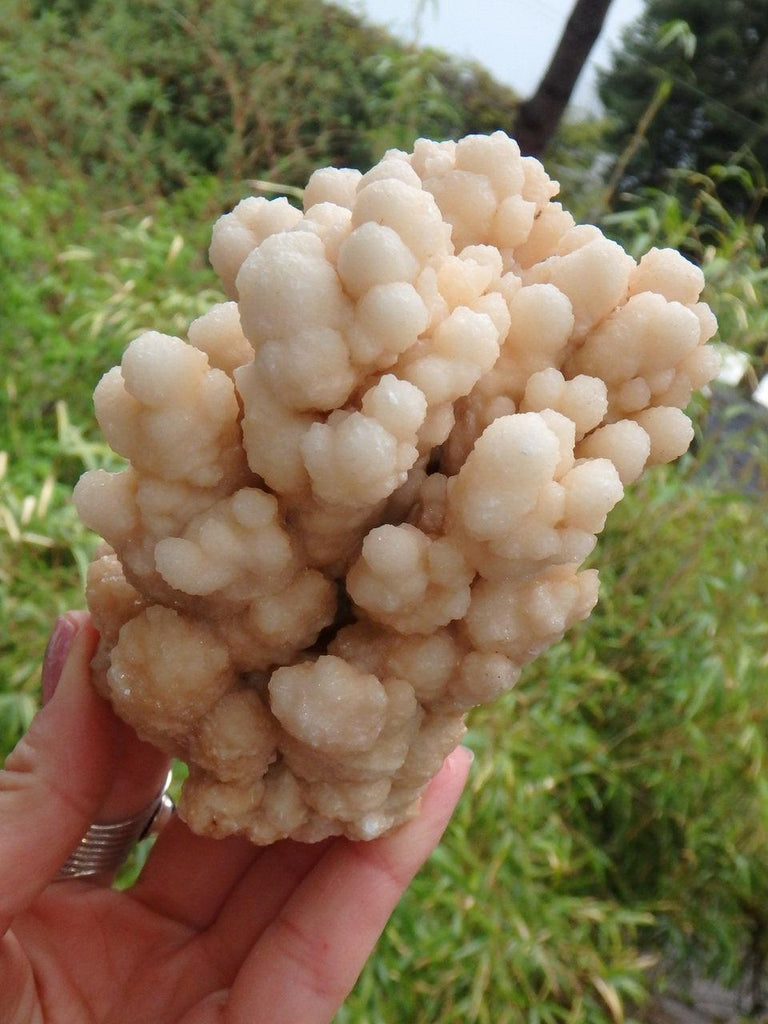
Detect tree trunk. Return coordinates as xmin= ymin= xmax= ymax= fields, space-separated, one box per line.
xmin=515 ymin=0 xmax=614 ymax=156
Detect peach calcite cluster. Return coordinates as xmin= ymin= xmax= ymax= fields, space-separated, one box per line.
xmin=75 ymin=132 xmax=719 ymax=843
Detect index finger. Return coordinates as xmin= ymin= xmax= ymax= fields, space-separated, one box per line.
xmin=224 ymin=745 xmax=473 ymax=1024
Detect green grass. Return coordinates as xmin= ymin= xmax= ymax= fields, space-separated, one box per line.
xmin=0 ymin=169 xmax=230 ymax=696
xmin=3 ymin=165 xmax=768 ymax=1022
xmin=338 ymin=469 xmax=768 ymax=1022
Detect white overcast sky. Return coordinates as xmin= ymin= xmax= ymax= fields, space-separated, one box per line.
xmin=343 ymin=0 xmax=647 ymax=110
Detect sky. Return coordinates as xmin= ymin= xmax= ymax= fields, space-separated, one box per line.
xmin=344 ymin=0 xmax=647 ymax=110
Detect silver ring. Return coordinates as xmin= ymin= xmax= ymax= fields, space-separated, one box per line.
xmin=54 ymin=771 xmax=175 ymax=880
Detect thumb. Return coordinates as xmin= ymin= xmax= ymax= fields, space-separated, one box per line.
xmin=0 ymin=612 xmax=121 ymax=935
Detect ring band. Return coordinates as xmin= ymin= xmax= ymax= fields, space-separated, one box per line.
xmin=54 ymin=771 xmax=175 ymax=880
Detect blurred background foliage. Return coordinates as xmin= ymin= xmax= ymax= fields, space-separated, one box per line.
xmin=2 ymin=0 xmax=768 ymax=1020
xmin=598 ymin=0 xmax=768 ymax=227
xmin=1 ymin=0 xmax=517 ymax=193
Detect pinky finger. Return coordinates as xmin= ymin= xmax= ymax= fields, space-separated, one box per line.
xmin=225 ymin=746 xmax=473 ymax=1024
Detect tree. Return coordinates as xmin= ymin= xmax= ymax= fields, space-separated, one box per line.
xmin=598 ymin=0 xmax=768 ymax=218
xmin=515 ymin=0 xmax=614 ymax=156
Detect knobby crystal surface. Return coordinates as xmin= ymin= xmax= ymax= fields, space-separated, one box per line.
xmin=76 ymin=133 xmax=719 ymax=843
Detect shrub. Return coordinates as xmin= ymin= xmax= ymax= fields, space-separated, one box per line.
xmin=1 ymin=0 xmax=518 ymax=198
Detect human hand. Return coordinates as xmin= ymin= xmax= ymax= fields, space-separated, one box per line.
xmin=0 ymin=613 xmax=471 ymax=1024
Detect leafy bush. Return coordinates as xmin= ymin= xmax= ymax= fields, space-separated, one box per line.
xmin=597 ymin=0 xmax=768 ymax=225
xmin=1 ymin=0 xmax=518 ymax=198
xmin=568 ymin=469 xmax=768 ymax=982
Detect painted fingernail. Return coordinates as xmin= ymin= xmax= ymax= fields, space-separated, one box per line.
xmin=41 ymin=615 xmax=78 ymax=705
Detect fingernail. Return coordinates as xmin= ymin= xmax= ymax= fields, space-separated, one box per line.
xmin=448 ymin=745 xmax=475 ymax=772
xmin=41 ymin=615 xmax=79 ymax=705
